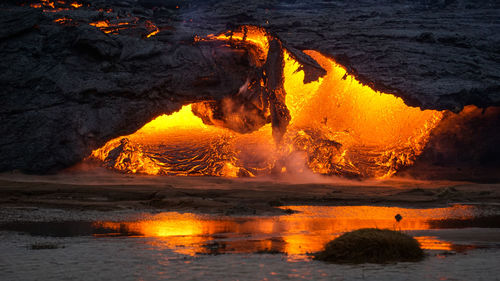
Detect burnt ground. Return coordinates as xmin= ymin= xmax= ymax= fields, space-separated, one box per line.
xmin=1 ymin=171 xmax=499 ymax=215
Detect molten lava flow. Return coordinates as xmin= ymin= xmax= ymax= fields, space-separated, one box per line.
xmin=70 ymin=2 xmax=82 ymax=8
xmin=89 ymin=20 xmax=134 ymax=34
xmin=91 ymin=105 xmax=276 ymax=177
xmin=28 ymin=0 xmax=83 ymax=11
xmin=87 ymin=18 xmax=160 ymax=38
xmin=31 ymin=1 xmax=160 ymax=39
xmin=206 ymin=26 xmax=270 ymax=54
xmin=145 ymin=21 xmax=160 ymax=38
xmin=204 ymin=26 xmax=270 ymax=64
xmin=282 ymin=50 xmax=443 ymax=178
xmin=91 ymin=26 xmax=444 ymax=178
xmin=53 ymin=17 xmax=74 ymax=25
xmin=30 ymin=0 xmax=54 ymax=9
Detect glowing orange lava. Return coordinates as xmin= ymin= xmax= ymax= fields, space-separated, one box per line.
xmin=205 ymin=26 xmax=270 ymax=63
xmin=89 ymin=20 xmax=132 ymax=34
xmin=53 ymin=17 xmax=73 ymax=25
xmin=283 ymin=50 xmax=443 ymax=178
xmin=91 ymin=105 xmax=275 ymax=176
xmin=91 ymin=26 xmax=443 ymax=178
xmin=145 ymin=20 xmax=160 ymax=38
xmin=29 ymin=0 xmax=83 ymax=11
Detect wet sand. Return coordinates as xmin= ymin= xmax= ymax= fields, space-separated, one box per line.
xmin=2 ymin=171 xmax=500 ymax=280
xmin=2 ymin=205 xmax=499 ymax=254
xmin=0 ymin=170 xmax=499 ymax=215
xmin=1 ymin=204 xmax=500 ymax=281
xmin=1 ymin=230 xmax=499 ymax=281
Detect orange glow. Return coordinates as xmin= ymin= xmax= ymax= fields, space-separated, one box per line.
xmin=283 ymin=50 xmax=443 ymax=178
xmin=89 ymin=20 xmax=133 ymax=34
xmin=89 ymin=21 xmax=109 ymax=28
xmin=41 ymin=0 xmax=54 ymax=8
xmin=279 ymin=205 xmax=472 ymax=256
xmin=30 ymin=0 xmax=83 ymax=10
xmin=415 ymin=236 xmax=453 ymax=251
xmin=94 ymin=205 xmax=475 ymax=257
xmin=43 ymin=8 xmax=70 ymax=12
xmin=94 ymin=212 xmax=278 ymax=256
xmin=207 ymin=26 xmax=269 ymax=53
xmin=91 ymin=26 xmax=444 ymax=178
xmin=205 ymin=26 xmax=270 ymax=64
xmin=91 ymin=105 xmax=275 ymax=176
xmin=145 ymin=21 xmax=160 ymax=38
xmin=30 ymin=0 xmax=56 ymax=8
xmin=53 ymin=17 xmax=73 ymax=25
xmin=98 ymin=8 xmax=113 ymax=13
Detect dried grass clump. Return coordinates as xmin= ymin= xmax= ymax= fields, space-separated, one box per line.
xmin=314 ymin=228 xmax=424 ymax=263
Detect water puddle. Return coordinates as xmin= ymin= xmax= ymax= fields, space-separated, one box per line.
xmin=2 ymin=205 xmax=499 ymax=259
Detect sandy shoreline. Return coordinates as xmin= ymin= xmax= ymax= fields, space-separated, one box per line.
xmin=1 ymin=171 xmax=499 ymax=215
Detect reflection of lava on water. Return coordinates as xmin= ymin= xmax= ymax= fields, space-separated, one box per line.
xmin=92 ymin=205 xmax=483 ymax=257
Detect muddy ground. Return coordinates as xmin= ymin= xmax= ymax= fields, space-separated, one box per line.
xmin=1 ymin=169 xmax=499 ymax=215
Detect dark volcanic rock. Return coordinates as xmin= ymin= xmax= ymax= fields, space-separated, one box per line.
xmin=178 ymin=0 xmax=500 ymax=111
xmin=0 ymin=8 xmax=41 ymax=40
xmin=0 ymin=3 xmax=323 ymax=173
xmin=401 ymin=106 xmax=500 ymax=182
xmin=1 ymin=0 xmax=499 ymax=173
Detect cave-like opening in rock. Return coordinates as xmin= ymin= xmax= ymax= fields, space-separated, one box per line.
xmin=89 ymin=26 xmax=446 ymax=179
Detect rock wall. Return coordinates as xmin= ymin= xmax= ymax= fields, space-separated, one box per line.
xmin=1 ymin=0 xmax=499 ymax=173
xmin=0 ymin=3 xmax=323 ymax=172
xmin=178 ymin=0 xmax=500 ymax=110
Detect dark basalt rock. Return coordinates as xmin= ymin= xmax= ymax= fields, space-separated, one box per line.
xmin=177 ymin=0 xmax=500 ymax=111
xmin=1 ymin=0 xmax=499 ymax=173
xmin=0 ymin=8 xmax=41 ymax=40
xmin=0 ymin=2 xmax=323 ymax=173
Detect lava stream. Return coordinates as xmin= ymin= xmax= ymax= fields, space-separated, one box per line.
xmin=91 ymin=27 xmax=443 ymax=179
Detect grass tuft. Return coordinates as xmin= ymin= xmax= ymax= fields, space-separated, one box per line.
xmin=314 ymin=228 xmax=424 ymax=264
